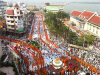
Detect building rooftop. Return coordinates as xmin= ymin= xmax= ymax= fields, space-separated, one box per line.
xmin=70 ymin=10 xmax=82 ymax=17
xmin=47 ymin=5 xmax=64 ymax=6
xmin=5 ymin=10 xmax=14 ymax=15
xmin=89 ymin=15 xmax=100 ymax=26
xmin=79 ymin=11 xmax=94 ymax=20
xmin=14 ymin=4 xmax=19 ymax=7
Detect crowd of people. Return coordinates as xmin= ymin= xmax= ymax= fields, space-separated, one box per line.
xmin=0 ymin=14 xmax=100 ymax=75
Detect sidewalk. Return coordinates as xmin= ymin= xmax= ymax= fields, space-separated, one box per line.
xmin=62 ymin=20 xmax=84 ymax=36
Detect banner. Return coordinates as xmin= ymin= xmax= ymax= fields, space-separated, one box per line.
xmin=17 ymin=19 xmax=24 ymax=32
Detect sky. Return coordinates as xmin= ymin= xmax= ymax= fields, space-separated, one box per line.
xmin=3 ymin=0 xmax=100 ymax=3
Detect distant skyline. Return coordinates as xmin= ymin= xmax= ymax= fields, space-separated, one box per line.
xmin=3 ymin=0 xmax=100 ymax=4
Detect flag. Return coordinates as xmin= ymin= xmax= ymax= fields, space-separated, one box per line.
xmin=16 ymin=58 xmax=17 ymax=63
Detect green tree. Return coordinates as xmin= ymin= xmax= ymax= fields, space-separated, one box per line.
xmin=44 ymin=9 xmax=47 ymax=13
xmin=0 ymin=16 xmax=2 ymax=21
xmin=56 ymin=11 xmax=70 ymax=19
xmin=77 ymin=36 xmax=84 ymax=46
xmin=68 ymin=31 xmax=78 ymax=44
xmin=31 ymin=12 xmax=35 ymax=16
xmin=84 ymin=34 xmax=95 ymax=47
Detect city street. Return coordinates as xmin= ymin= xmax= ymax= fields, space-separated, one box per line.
xmin=0 ymin=13 xmax=100 ymax=75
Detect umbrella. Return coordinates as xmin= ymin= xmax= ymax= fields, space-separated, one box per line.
xmin=42 ymin=50 xmax=48 ymax=53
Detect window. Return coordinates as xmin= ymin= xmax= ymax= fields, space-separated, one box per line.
xmin=93 ymin=29 xmax=94 ymax=32
xmin=90 ymin=27 xmax=91 ymax=30
xmin=18 ymin=16 xmax=20 ymax=19
xmin=21 ymin=16 xmax=22 ymax=18
xmin=10 ymin=16 xmax=13 ymax=18
xmin=8 ymin=25 xmax=10 ymax=27
xmin=17 ymin=8 xmax=19 ymax=10
xmin=7 ymin=16 xmax=9 ymax=18
xmin=7 ymin=20 xmax=10 ymax=22
xmin=11 ymin=21 xmax=14 ymax=23
xmin=15 ymin=16 xmax=17 ymax=18
xmin=17 ymin=12 xmax=19 ymax=14
xmin=11 ymin=25 xmax=15 ymax=28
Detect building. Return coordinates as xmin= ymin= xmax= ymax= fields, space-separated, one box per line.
xmin=0 ymin=40 xmax=3 ymax=58
xmin=85 ymin=15 xmax=100 ymax=37
xmin=5 ymin=4 xmax=24 ymax=32
xmin=27 ymin=5 xmax=36 ymax=10
xmin=0 ymin=7 xmax=5 ymax=19
xmin=0 ymin=0 xmax=7 ymax=19
xmin=70 ymin=10 xmax=100 ymax=38
xmin=45 ymin=3 xmax=65 ymax=13
xmin=70 ymin=10 xmax=82 ymax=28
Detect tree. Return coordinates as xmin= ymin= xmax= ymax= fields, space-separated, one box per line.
xmin=84 ymin=34 xmax=95 ymax=47
xmin=68 ymin=31 xmax=78 ymax=44
xmin=0 ymin=16 xmax=2 ymax=21
xmin=56 ymin=11 xmax=70 ymax=19
xmin=44 ymin=9 xmax=47 ymax=13
xmin=31 ymin=12 xmax=35 ymax=16
xmin=77 ymin=36 xmax=84 ymax=46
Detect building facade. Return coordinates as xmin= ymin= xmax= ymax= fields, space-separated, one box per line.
xmin=0 ymin=7 xmax=5 ymax=19
xmin=45 ymin=4 xmax=65 ymax=13
xmin=85 ymin=16 xmax=100 ymax=37
xmin=0 ymin=0 xmax=7 ymax=19
xmin=27 ymin=5 xmax=36 ymax=10
xmin=5 ymin=4 xmax=23 ymax=32
xmin=70 ymin=10 xmax=100 ymax=38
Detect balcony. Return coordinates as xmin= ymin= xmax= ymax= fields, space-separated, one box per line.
xmin=6 ymin=22 xmax=14 ymax=25
xmin=75 ymin=17 xmax=85 ymax=23
xmin=6 ymin=18 xmax=14 ymax=20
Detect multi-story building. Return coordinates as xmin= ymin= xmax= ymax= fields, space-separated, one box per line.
xmin=0 ymin=7 xmax=5 ymax=19
xmin=5 ymin=4 xmax=24 ymax=32
xmin=27 ymin=5 xmax=36 ymax=10
xmin=45 ymin=3 xmax=65 ymax=13
xmin=0 ymin=0 xmax=7 ymax=19
xmin=70 ymin=10 xmax=100 ymax=38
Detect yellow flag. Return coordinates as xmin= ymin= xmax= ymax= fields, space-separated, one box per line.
xmin=16 ymin=58 xmax=17 ymax=63
xmin=11 ymin=51 xmax=13 ymax=55
xmin=14 ymin=55 xmax=15 ymax=59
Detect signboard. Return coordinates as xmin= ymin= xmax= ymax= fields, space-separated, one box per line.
xmin=46 ymin=6 xmax=59 ymax=10
xmin=17 ymin=19 xmax=24 ymax=32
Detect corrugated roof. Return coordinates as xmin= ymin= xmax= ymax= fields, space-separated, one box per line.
xmin=89 ymin=16 xmax=100 ymax=26
xmin=5 ymin=10 xmax=14 ymax=15
xmin=70 ymin=10 xmax=82 ymax=17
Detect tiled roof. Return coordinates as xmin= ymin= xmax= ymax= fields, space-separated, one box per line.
xmin=79 ymin=11 xmax=94 ymax=20
xmin=70 ymin=10 xmax=82 ymax=17
xmin=5 ymin=10 xmax=14 ymax=15
xmin=20 ymin=10 xmax=23 ymax=14
xmin=14 ymin=4 xmax=19 ymax=7
xmin=89 ymin=16 xmax=100 ymax=26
